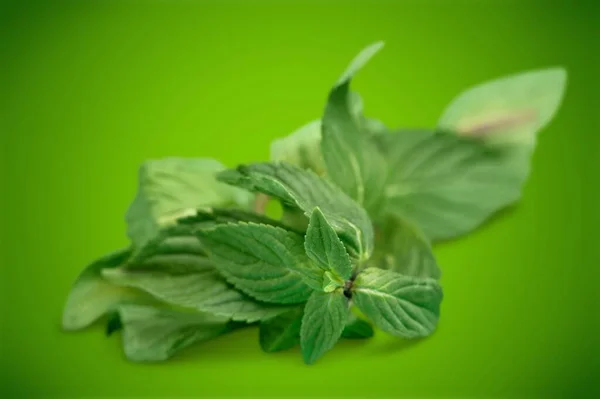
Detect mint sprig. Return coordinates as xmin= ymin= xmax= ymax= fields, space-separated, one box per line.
xmin=61 ymin=41 xmax=567 ymax=365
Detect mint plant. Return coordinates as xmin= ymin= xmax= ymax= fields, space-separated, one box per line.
xmin=62 ymin=42 xmax=567 ymax=365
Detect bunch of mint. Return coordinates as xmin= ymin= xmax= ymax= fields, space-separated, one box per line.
xmin=61 ymin=42 xmax=567 ymax=365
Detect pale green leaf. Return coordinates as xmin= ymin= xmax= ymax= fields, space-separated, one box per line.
xmin=375 ymin=129 xmax=530 ymax=241
xmin=116 ymin=304 xmax=231 ymax=362
xmin=305 ymin=207 xmax=352 ymax=281
xmin=103 ymin=226 xmax=292 ymax=322
xmin=321 ymin=42 xmax=388 ymax=212
xmin=270 ymin=120 xmax=326 ymax=175
xmin=61 ymin=249 xmax=150 ymax=330
xmin=322 ymin=271 xmax=343 ymax=293
xmin=217 ymin=162 xmax=374 ymax=259
xmin=300 ymin=291 xmax=348 ymax=365
xmin=197 ymin=223 xmax=320 ymax=303
xmin=353 ymin=268 xmax=442 ymax=338
xmin=125 ymin=157 xmax=254 ymax=248
xmin=372 ymin=216 xmax=441 ymax=279
xmin=438 ymin=68 xmax=567 ymax=148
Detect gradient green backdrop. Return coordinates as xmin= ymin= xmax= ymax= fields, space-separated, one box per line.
xmin=2 ymin=0 xmax=598 ymax=398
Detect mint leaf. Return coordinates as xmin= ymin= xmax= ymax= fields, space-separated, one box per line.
xmin=270 ymin=120 xmax=326 ymax=175
xmin=259 ymin=306 xmax=373 ymax=353
xmin=372 ymin=216 xmax=441 ymax=279
xmin=61 ymin=248 xmax=151 ymax=330
xmin=179 ymin=207 xmax=297 ymax=232
xmin=300 ymin=291 xmax=348 ymax=364
xmin=103 ymin=226 xmax=292 ymax=322
xmin=321 ymin=42 xmax=388 ymax=213
xmin=217 ymin=162 xmax=374 ymax=259
xmin=116 ymin=304 xmax=231 ymax=362
xmin=352 ymin=268 xmax=442 ymax=338
xmin=375 ymin=129 xmax=530 ymax=241
xmin=126 ymin=157 xmax=254 ymax=248
xmin=268 ymin=93 xmax=385 ymax=176
xmin=342 ymin=313 xmax=374 ymax=339
xmin=305 ymin=207 xmax=353 ymax=281
xmin=438 ymin=68 xmax=567 ymax=148
xmin=197 ymin=223 xmax=320 ymax=303
xmin=259 ymin=307 xmax=304 ymax=353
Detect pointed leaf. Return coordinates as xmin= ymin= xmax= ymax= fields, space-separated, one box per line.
xmin=116 ymin=304 xmax=231 ymax=362
xmin=438 ymin=68 xmax=567 ymax=148
xmin=270 ymin=120 xmax=326 ymax=175
xmin=300 ymin=291 xmax=348 ymax=365
xmin=259 ymin=307 xmax=304 ymax=353
xmin=305 ymin=207 xmax=352 ymax=281
xmin=342 ymin=313 xmax=374 ymax=339
xmin=126 ymin=157 xmax=254 ymax=248
xmin=103 ymin=226 xmax=292 ymax=322
xmin=217 ymin=162 xmax=374 ymax=259
xmin=61 ymin=249 xmax=150 ymax=330
xmin=375 ymin=129 xmax=530 ymax=241
xmin=260 ymin=306 xmax=373 ymax=353
xmin=268 ymin=93 xmax=384 ymax=176
xmin=321 ymin=42 xmax=388 ymax=212
xmin=352 ymin=268 xmax=442 ymax=338
xmin=197 ymin=223 xmax=320 ymax=303
xmin=372 ymin=216 xmax=441 ymax=279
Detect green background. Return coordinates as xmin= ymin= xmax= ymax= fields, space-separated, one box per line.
xmin=2 ymin=0 xmax=598 ymax=398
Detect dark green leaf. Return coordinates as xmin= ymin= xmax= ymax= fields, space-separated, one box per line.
xmin=197 ymin=223 xmax=319 ymax=303
xmin=352 ymin=268 xmax=442 ymax=338
xmin=259 ymin=307 xmax=304 ymax=353
xmin=342 ymin=313 xmax=374 ymax=339
xmin=305 ymin=207 xmax=352 ymax=281
xmin=217 ymin=162 xmax=374 ymax=259
xmin=103 ymin=226 xmax=292 ymax=322
xmin=105 ymin=312 xmax=123 ymax=336
xmin=259 ymin=306 xmax=373 ymax=353
xmin=300 ymin=291 xmax=348 ymax=365
xmin=321 ymin=42 xmax=388 ymax=213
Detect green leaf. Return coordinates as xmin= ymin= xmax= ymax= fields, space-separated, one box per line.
xmin=305 ymin=207 xmax=353 ymax=281
xmin=270 ymin=120 xmax=326 ymax=175
xmin=268 ymin=93 xmax=385 ymax=176
xmin=300 ymin=291 xmax=348 ymax=365
xmin=61 ymin=249 xmax=150 ymax=330
xmin=103 ymin=226 xmax=292 ymax=322
xmin=197 ymin=223 xmax=320 ymax=303
xmin=259 ymin=307 xmax=304 ymax=353
xmin=259 ymin=306 xmax=373 ymax=353
xmin=322 ymin=271 xmax=343 ymax=293
xmin=342 ymin=313 xmax=374 ymax=339
xmin=352 ymin=268 xmax=442 ymax=338
xmin=321 ymin=42 xmax=388 ymax=213
xmin=372 ymin=216 xmax=441 ymax=279
xmin=375 ymin=129 xmax=530 ymax=241
xmin=125 ymin=157 xmax=254 ymax=248
xmin=217 ymin=162 xmax=374 ymax=259
xmin=116 ymin=304 xmax=231 ymax=362
xmin=177 ymin=207 xmax=300 ymax=234
xmin=438 ymin=68 xmax=567 ymax=148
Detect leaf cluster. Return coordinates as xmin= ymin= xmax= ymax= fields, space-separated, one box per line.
xmin=62 ymin=42 xmax=566 ymax=364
